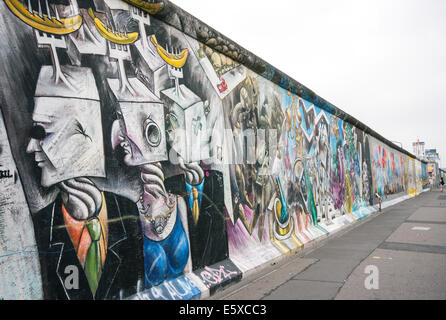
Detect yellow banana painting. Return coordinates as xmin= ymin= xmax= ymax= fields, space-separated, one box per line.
xmin=123 ymin=0 xmax=164 ymax=15
xmin=88 ymin=8 xmax=138 ymax=45
xmin=150 ymin=34 xmax=188 ymax=68
xmin=4 ymin=0 xmax=82 ymax=35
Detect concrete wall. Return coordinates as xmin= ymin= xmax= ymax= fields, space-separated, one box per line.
xmin=0 ymin=0 xmax=427 ymax=300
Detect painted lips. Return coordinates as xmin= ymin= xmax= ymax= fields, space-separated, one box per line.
xmin=36 ymin=160 xmax=46 ymax=168
xmin=34 ymin=151 xmax=47 ymax=167
xmin=120 ymin=141 xmax=132 ymax=155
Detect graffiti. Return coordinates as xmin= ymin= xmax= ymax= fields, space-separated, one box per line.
xmin=226 ymin=75 xmax=284 ymax=240
xmin=131 ymin=275 xmax=200 ymax=300
xmin=217 ymin=78 xmax=228 ymax=93
xmin=370 ymin=138 xmax=407 ymax=200
xmin=199 ymin=265 xmax=239 ymax=289
xmin=0 ymin=0 xmax=428 ymax=300
xmin=421 ymin=162 xmax=429 ymax=189
xmin=0 ymin=170 xmax=13 ymax=179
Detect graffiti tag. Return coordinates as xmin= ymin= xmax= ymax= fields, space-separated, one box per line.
xmin=0 ymin=170 xmax=13 ymax=179
xmin=200 ymin=265 xmax=238 ymax=288
xmin=135 ymin=276 xmax=200 ymax=300
xmin=217 ymin=78 xmax=227 ymax=93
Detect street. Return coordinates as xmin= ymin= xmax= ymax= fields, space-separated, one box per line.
xmin=208 ymin=189 xmax=446 ymax=300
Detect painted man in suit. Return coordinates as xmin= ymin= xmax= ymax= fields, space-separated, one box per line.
xmin=26 ymin=69 xmax=143 ymax=300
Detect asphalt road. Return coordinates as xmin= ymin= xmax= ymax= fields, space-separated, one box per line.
xmin=208 ymin=189 xmax=446 ymax=300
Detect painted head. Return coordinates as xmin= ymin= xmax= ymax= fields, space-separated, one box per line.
xmin=111 ymin=102 xmax=167 ymax=167
xmin=318 ymin=121 xmax=329 ymax=148
xmin=26 ymin=67 xmax=105 ymax=187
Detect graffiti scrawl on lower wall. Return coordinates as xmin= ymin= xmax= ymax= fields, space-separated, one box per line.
xmin=195 ymin=260 xmax=242 ymax=295
xmin=0 ymin=0 xmax=427 ymax=300
xmin=129 ymin=275 xmax=201 ymax=300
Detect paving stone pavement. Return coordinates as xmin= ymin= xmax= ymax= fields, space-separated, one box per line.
xmin=208 ymin=190 xmax=446 ymax=300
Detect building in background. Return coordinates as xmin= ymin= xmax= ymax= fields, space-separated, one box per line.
xmin=425 ymin=149 xmax=440 ymax=162
xmin=425 ymin=149 xmax=441 ymax=184
xmin=412 ymin=140 xmax=425 ymax=159
xmin=413 ymin=142 xmax=441 ymax=186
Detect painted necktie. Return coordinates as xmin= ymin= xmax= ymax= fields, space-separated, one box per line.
xmin=186 ymin=180 xmax=204 ymax=225
xmin=85 ymin=217 xmax=102 ymax=296
xmin=192 ymin=187 xmax=199 ymax=225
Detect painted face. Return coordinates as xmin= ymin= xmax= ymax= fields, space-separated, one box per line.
xmin=26 ymin=97 xmax=105 ymax=187
xmin=111 ymin=103 xmax=167 ymax=166
xmin=319 ymin=122 xmax=328 ymax=147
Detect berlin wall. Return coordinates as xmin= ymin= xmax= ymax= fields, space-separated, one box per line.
xmin=0 ymin=0 xmax=429 ymax=299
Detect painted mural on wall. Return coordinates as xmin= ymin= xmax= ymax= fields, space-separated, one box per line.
xmin=421 ymin=162 xmax=429 ymax=190
xmin=278 ymin=91 xmax=374 ymax=236
xmin=370 ymin=137 xmax=407 ymax=200
xmin=0 ymin=0 xmax=427 ymax=300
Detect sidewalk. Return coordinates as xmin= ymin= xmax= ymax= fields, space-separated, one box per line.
xmin=208 ymin=190 xmax=446 ymax=300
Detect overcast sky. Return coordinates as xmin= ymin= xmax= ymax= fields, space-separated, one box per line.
xmin=171 ymin=0 xmax=446 ymax=167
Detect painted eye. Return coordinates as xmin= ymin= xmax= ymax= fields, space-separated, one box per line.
xmin=165 ymin=112 xmax=179 ymax=131
xmin=143 ymin=118 xmax=161 ymax=147
xmin=30 ymin=125 xmax=47 ymax=140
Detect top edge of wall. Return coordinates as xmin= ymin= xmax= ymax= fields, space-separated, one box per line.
xmin=137 ymin=0 xmax=420 ymax=161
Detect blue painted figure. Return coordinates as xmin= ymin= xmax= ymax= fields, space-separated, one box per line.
xmin=143 ymin=203 xmax=190 ymax=287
